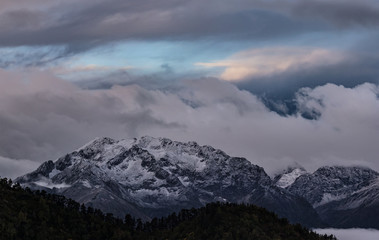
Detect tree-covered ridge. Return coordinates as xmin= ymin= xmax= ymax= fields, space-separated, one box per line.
xmin=0 ymin=177 xmax=336 ymax=240
xmin=0 ymin=178 xmax=130 ymax=240
xmin=139 ymin=203 xmax=337 ymax=240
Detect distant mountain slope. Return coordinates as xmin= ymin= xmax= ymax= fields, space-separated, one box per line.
xmin=287 ymin=166 xmax=379 ymax=207
xmin=16 ymin=136 xmax=323 ymax=227
xmin=316 ymin=177 xmax=379 ymax=228
xmin=286 ymin=166 xmax=379 ymax=228
xmin=0 ymin=178 xmax=337 ymax=240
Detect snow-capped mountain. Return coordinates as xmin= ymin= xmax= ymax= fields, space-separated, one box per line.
xmin=287 ymin=166 xmax=379 ymax=207
xmin=16 ymin=136 xmax=323 ymax=227
xmin=316 ymin=177 xmax=379 ymax=228
xmin=274 ymin=163 xmax=307 ymax=188
xmin=285 ymin=166 xmax=379 ymax=228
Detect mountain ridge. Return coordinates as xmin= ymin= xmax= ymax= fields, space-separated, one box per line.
xmin=16 ymin=136 xmax=324 ymax=227
xmin=17 ymin=136 xmax=379 ymax=228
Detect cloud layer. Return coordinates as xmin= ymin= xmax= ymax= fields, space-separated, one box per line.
xmin=314 ymin=228 xmax=379 ymax=240
xmin=0 ymin=156 xmax=39 ymax=179
xmin=1 ymin=0 xmax=378 ymax=48
xmin=0 ymin=1 xmax=316 ymax=46
xmin=1 ymin=69 xmax=378 ymax=178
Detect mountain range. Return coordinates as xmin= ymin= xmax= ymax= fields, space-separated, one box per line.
xmin=16 ymin=136 xmax=379 ymax=229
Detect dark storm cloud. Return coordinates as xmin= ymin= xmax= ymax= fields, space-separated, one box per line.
xmin=0 ymin=0 xmax=378 ymax=55
xmin=291 ymin=0 xmax=379 ymax=27
xmin=0 ymin=46 xmax=71 ymax=69
xmin=1 ymin=0 xmax=378 ymax=71
xmin=236 ymin=53 xmax=379 ymax=114
xmin=239 ymin=58 xmax=379 ymax=98
xmin=0 ymin=0 xmax=326 ymax=48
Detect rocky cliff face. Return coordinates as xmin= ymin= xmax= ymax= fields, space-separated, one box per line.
xmin=16 ymin=136 xmax=323 ymax=226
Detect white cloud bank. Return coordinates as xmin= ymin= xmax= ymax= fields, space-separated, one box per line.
xmin=0 ymin=69 xmax=378 ymax=178
xmin=314 ymin=228 xmax=379 ymax=240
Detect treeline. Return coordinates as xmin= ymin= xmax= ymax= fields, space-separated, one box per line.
xmin=0 ymin=177 xmax=337 ymax=240
xmin=136 ymin=202 xmax=337 ymax=240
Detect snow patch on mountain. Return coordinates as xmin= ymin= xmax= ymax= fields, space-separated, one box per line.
xmin=276 ymin=168 xmax=307 ymax=188
xmin=317 ymin=193 xmax=347 ymax=207
xmin=48 ymin=168 xmax=61 ymax=178
xmin=81 ymin=180 xmax=92 ymax=188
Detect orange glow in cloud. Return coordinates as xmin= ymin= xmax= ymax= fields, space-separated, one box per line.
xmin=196 ymin=47 xmax=346 ymax=81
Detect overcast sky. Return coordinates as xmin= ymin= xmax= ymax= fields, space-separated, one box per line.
xmin=0 ymin=0 xmax=378 ymax=178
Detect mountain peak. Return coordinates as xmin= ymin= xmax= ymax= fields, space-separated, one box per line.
xmin=78 ymin=137 xmax=117 ymax=150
